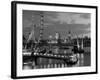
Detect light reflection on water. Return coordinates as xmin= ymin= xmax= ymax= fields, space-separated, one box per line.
xmin=23 ymin=47 xmax=90 ymax=69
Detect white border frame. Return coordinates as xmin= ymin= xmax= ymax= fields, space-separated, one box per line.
xmin=16 ymin=3 xmax=96 ymax=77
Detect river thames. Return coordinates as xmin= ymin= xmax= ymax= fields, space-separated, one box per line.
xmin=23 ymin=47 xmax=91 ymax=69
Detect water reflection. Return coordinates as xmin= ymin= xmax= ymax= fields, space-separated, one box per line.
xmin=23 ymin=47 xmax=90 ymax=69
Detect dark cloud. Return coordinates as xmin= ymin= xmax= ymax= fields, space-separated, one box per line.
xmin=80 ymin=14 xmax=90 ymax=19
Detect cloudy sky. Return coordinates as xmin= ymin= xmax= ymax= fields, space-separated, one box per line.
xmin=23 ymin=10 xmax=91 ymax=39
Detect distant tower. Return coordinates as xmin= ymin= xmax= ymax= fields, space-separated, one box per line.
xmin=38 ymin=12 xmax=44 ymax=42
xmin=55 ymin=32 xmax=61 ymax=43
xmin=49 ymin=35 xmax=52 ymax=40
xmin=55 ymin=32 xmax=60 ymax=40
xmin=68 ymin=30 xmax=71 ymax=40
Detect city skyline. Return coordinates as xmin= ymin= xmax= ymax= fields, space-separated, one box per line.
xmin=23 ymin=10 xmax=91 ymax=39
